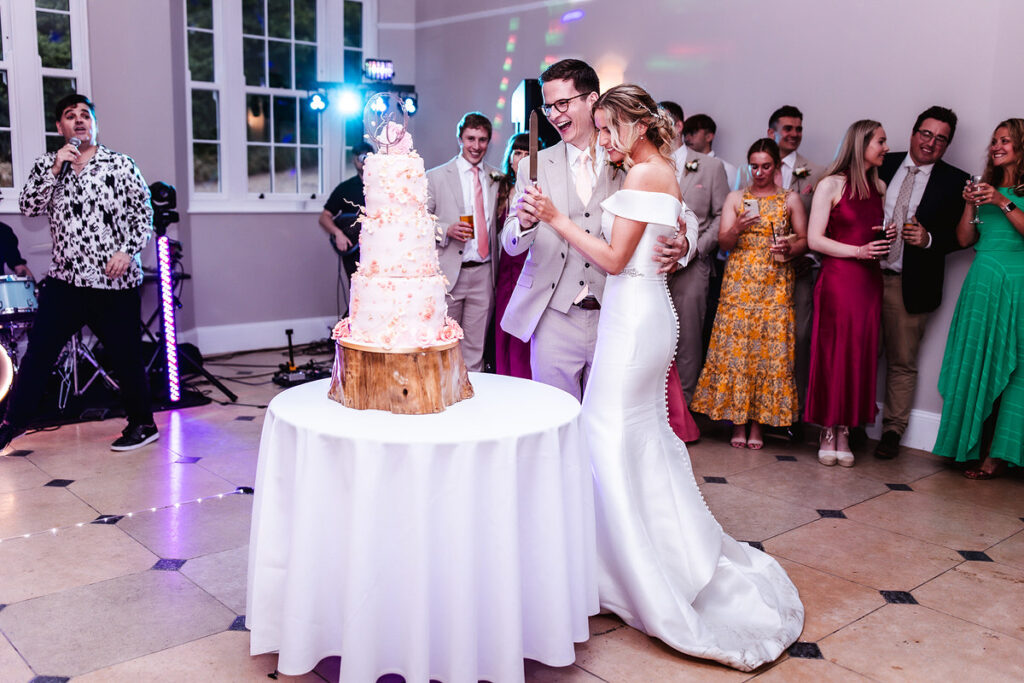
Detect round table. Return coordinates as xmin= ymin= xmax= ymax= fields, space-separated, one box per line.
xmin=246 ymin=374 xmax=597 ymax=682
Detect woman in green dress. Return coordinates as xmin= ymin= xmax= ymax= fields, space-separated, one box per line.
xmin=934 ymin=118 xmax=1024 ymax=479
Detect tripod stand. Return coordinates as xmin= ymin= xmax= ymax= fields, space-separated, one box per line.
xmin=56 ymin=331 xmax=121 ymax=411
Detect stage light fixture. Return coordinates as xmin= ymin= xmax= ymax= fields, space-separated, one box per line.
xmin=363 ymin=59 xmax=395 ymax=81
xmin=149 ymin=181 xmax=181 ymax=403
xmin=403 ymin=95 xmax=418 ymax=115
xmin=369 ymin=94 xmax=387 ymax=114
xmin=308 ymin=92 xmax=328 ymax=112
xmin=337 ymin=88 xmax=363 ymax=116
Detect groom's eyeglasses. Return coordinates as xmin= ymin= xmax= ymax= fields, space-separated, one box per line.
xmin=539 ymin=92 xmax=591 ymax=117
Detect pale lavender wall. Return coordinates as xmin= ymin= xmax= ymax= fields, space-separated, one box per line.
xmin=409 ymin=0 xmax=1024 ymax=417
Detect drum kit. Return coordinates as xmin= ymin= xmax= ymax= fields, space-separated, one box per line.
xmin=0 ymin=274 xmax=119 ymax=408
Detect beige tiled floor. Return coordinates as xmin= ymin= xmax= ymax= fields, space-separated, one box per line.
xmin=0 ymin=347 xmax=1022 ymax=681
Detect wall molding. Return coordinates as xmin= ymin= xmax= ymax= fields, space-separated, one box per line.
xmin=864 ymin=403 xmax=940 ymax=453
xmin=181 ymin=316 xmax=338 ymax=356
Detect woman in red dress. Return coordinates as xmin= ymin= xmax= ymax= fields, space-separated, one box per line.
xmin=806 ymin=120 xmax=895 ymax=466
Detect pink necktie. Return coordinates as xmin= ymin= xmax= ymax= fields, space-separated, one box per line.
xmin=472 ymin=166 xmax=488 ymax=259
xmin=575 ymin=148 xmax=593 ymax=205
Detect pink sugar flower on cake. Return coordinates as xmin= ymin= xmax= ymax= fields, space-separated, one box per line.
xmin=331 ymin=318 xmax=352 ymax=340
xmin=439 ymin=317 xmax=464 ymax=343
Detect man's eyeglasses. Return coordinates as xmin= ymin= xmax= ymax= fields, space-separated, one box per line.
xmin=540 ymin=92 xmax=591 ymax=117
xmin=915 ymin=129 xmax=950 ymax=146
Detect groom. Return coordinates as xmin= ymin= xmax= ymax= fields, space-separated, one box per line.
xmin=501 ymin=59 xmax=696 ymax=400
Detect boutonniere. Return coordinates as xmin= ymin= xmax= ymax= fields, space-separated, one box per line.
xmin=488 ymin=171 xmax=504 ymax=183
xmin=685 ymin=159 xmax=699 ymax=173
xmin=793 ymin=166 xmax=810 ymax=179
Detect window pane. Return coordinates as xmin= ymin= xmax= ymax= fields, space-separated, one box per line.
xmin=243 ymin=38 xmax=266 ymax=87
xmin=0 ymin=13 xmax=5 ymax=61
xmin=267 ymin=0 xmax=291 ymax=39
xmin=46 ymin=134 xmax=65 ymax=153
xmin=191 ymin=90 xmax=219 ymax=140
xmin=42 ymin=76 xmax=77 ymax=132
xmin=343 ymin=49 xmax=362 ymax=84
xmin=295 ymin=44 xmax=317 ymax=91
xmin=0 ymin=72 xmax=9 ymax=128
xmin=36 ymin=10 xmax=73 ymax=69
xmin=0 ymin=132 xmax=12 ymax=188
xmin=273 ymin=96 xmax=296 ymax=144
xmin=187 ymin=0 xmax=213 ymax=29
xmin=295 ymin=0 xmax=316 ymax=42
xmin=246 ymin=94 xmax=270 ymax=142
xmin=242 ymin=0 xmax=264 ymax=36
xmin=187 ymin=30 xmax=215 ymax=82
xmin=247 ymin=145 xmax=271 ymax=193
xmin=299 ymin=97 xmax=319 ymax=145
xmin=36 ymin=1 xmax=69 ymax=11
xmin=345 ymin=115 xmax=364 ymax=148
xmin=300 ymin=147 xmax=319 ymax=195
xmin=193 ymin=143 xmax=220 ymax=192
xmin=273 ymin=145 xmax=297 ymax=193
xmin=344 ymin=1 xmax=362 ymax=48
xmin=267 ymin=40 xmax=292 ymax=89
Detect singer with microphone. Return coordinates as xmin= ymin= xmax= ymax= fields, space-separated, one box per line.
xmin=0 ymin=94 xmax=158 ymax=453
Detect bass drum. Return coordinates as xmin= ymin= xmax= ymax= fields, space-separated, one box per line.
xmin=0 ymin=340 xmax=13 ymax=402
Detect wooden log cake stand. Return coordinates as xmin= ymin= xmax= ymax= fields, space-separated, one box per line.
xmin=328 ymin=338 xmax=474 ymax=414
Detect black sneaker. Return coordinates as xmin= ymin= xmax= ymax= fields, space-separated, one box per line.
xmin=110 ymin=423 xmax=159 ymax=451
xmin=0 ymin=421 xmax=24 ymax=452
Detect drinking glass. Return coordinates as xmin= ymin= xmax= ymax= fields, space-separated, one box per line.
xmin=969 ymin=175 xmax=983 ymax=225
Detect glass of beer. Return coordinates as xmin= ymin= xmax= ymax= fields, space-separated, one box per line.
xmin=459 ymin=213 xmax=475 ymax=241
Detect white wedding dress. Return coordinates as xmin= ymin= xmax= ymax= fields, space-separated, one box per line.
xmin=583 ymin=189 xmax=804 ymax=671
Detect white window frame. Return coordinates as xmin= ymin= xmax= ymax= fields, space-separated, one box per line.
xmin=186 ymin=0 xmax=377 ymax=214
xmin=0 ymin=0 xmax=90 ymax=213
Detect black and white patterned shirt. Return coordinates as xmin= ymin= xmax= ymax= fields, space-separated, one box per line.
xmin=19 ymin=144 xmax=153 ymax=290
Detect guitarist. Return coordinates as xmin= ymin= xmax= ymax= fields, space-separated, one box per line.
xmin=318 ymin=142 xmax=372 ymax=278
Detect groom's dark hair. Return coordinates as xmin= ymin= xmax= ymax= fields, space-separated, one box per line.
xmin=539 ymin=59 xmax=599 ymax=96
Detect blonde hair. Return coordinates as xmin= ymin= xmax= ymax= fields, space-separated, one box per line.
xmin=821 ymin=119 xmax=885 ymax=200
xmin=592 ymin=84 xmax=676 ymax=171
xmin=982 ymin=118 xmax=1024 ymax=195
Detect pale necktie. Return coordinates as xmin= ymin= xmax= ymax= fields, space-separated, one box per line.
xmin=886 ymin=166 xmax=919 ymax=266
xmin=575 ymin=147 xmax=593 ymax=206
xmin=471 ymin=166 xmax=488 ymax=259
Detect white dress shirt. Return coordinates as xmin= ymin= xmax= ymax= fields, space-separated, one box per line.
xmin=708 ymin=150 xmax=739 ymax=191
xmin=882 ymin=155 xmax=934 ymax=271
xmin=456 ymin=154 xmax=492 ymax=263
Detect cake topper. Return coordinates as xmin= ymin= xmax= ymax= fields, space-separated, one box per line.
xmin=364 ymin=92 xmax=413 ymax=155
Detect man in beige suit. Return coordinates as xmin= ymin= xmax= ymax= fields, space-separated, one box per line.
xmin=428 ymin=112 xmax=500 ymax=372
xmin=670 ymin=136 xmax=730 ymax=401
xmin=501 ymin=60 xmax=695 ymax=400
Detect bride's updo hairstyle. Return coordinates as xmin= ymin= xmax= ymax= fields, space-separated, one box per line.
xmin=592 ymin=84 xmax=676 ymax=171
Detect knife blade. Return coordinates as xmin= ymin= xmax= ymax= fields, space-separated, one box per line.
xmin=528 ymin=110 xmax=539 ymax=183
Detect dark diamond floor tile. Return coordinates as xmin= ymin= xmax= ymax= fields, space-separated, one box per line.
xmin=175 ymin=456 xmax=202 ymax=464
xmin=229 ymin=615 xmax=249 ymax=631
xmin=775 ymin=455 xmax=798 ymax=461
xmin=44 ymin=479 xmax=75 ymax=487
xmin=152 ymin=558 xmax=187 ymax=571
xmin=817 ymin=509 xmax=847 ymax=519
xmin=886 ymin=483 xmax=913 ymax=491
xmin=234 ymin=415 xmax=256 ymax=421
xmin=744 ymin=541 xmax=765 ymax=552
xmin=7 ymin=449 xmax=32 ymax=457
xmin=0 ymin=604 xmax=5 ymax=613
xmin=31 ymin=677 xmax=71 ymax=683
xmin=236 ymin=486 xmax=254 ymax=494
xmin=958 ymin=550 xmax=994 ymax=562
xmin=91 ymin=515 xmax=124 ymax=525
xmin=787 ymin=641 xmax=823 ymax=659
xmin=881 ymin=590 xmax=918 ymax=604
xmin=703 ymin=476 xmax=728 ymax=484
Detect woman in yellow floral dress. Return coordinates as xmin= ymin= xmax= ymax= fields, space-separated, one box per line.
xmin=691 ymin=139 xmax=808 ymax=449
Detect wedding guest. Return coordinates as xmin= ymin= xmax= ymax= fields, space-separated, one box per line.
xmin=658 ymin=100 xmax=685 ymax=151
xmin=494 ymin=133 xmax=538 ymax=379
xmin=805 ymin=120 xmax=894 ymax=466
xmin=429 ymin=112 xmax=500 ymax=372
xmin=934 ymin=118 xmax=1024 ymax=479
xmin=0 ymin=221 xmax=34 ymax=279
xmin=692 ymin=138 xmax=807 ymax=449
xmin=683 ymin=114 xmax=738 ymax=190
xmin=874 ymin=106 xmax=968 ymax=459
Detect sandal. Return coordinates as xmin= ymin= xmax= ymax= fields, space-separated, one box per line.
xmin=963 ymin=458 xmax=1008 ymax=480
xmin=818 ymin=426 xmax=837 ymax=466
xmin=730 ymin=425 xmax=748 ymax=449
xmin=746 ymin=423 xmax=764 ymax=450
xmin=835 ymin=426 xmax=855 ymax=467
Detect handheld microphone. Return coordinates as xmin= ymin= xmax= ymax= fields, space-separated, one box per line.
xmin=59 ymin=137 xmax=82 ymax=179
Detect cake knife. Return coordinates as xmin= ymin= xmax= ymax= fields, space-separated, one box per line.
xmin=528 ymin=110 xmax=539 ymax=184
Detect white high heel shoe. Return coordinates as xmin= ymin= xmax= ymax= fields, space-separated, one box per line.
xmin=818 ymin=426 xmax=838 ymax=466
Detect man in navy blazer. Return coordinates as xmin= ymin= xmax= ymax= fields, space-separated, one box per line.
xmin=875 ymin=106 xmax=968 ymax=459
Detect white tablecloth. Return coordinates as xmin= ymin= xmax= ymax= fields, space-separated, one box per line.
xmin=246 ymin=374 xmax=597 ymax=682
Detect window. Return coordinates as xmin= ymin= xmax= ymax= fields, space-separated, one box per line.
xmin=0 ymin=0 xmax=90 ymax=203
xmin=185 ymin=0 xmax=377 ymax=209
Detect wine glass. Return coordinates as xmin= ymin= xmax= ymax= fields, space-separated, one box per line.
xmin=969 ymin=174 xmax=983 ymax=225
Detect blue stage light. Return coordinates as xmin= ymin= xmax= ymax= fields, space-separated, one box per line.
xmin=403 ymin=95 xmax=418 ymax=116
xmin=308 ymin=92 xmax=328 ymax=112
xmin=337 ymin=88 xmax=363 ymax=116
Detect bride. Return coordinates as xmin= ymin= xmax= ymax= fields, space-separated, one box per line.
xmin=521 ymin=84 xmax=804 ymax=671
